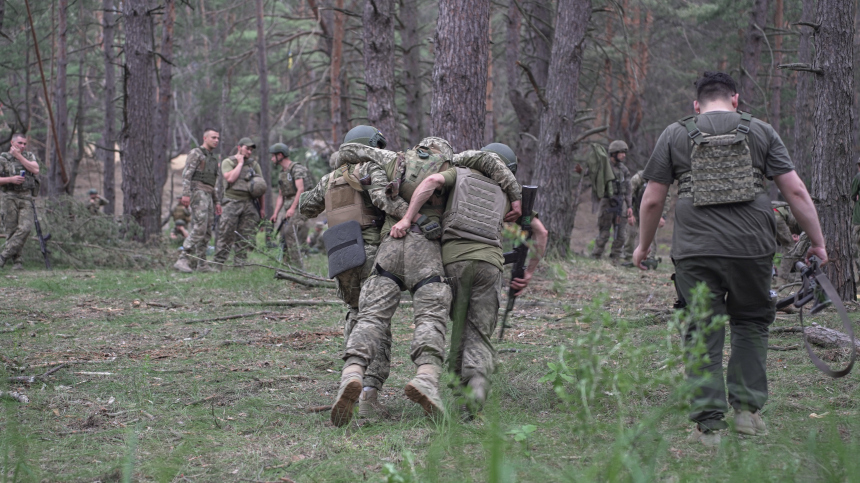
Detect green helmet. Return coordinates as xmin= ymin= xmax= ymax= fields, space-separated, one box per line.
xmin=480 ymin=143 xmax=517 ymax=175
xmin=608 ymin=140 xmax=628 ymax=154
xmin=268 ymin=143 xmax=290 ymax=157
xmin=343 ymin=125 xmax=387 ymax=149
xmin=88 ymin=188 xmax=98 ymax=195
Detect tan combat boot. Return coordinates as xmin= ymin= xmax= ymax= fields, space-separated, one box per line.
xmin=331 ymin=364 xmax=364 ymax=427
xmin=734 ymin=410 xmax=767 ymax=436
xmin=11 ymin=262 xmax=23 ymax=271
xmin=405 ymin=364 xmax=444 ymax=416
xmin=197 ymin=262 xmax=220 ymax=273
xmin=173 ymin=257 xmax=193 ymax=273
xmin=358 ymin=387 xmax=390 ymax=419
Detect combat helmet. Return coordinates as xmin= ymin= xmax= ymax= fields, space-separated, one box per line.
xmin=416 ymin=137 xmax=453 ymax=160
xmin=268 ymin=143 xmax=290 ymax=158
xmin=608 ymin=140 xmax=629 ymax=154
xmin=249 ymin=177 xmax=268 ymax=199
xmin=88 ymin=188 xmax=98 ymax=195
xmin=481 ymin=143 xmax=518 ymax=175
xmin=343 ymin=125 xmax=387 ymax=149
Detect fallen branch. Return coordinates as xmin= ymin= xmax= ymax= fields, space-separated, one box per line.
xmin=74 ymin=371 xmax=113 ymax=376
xmin=305 ymin=405 xmax=331 ymax=413
xmin=274 ymin=271 xmax=336 ymax=288
xmin=1 ymin=323 xmax=24 ymax=333
xmin=14 ymin=358 xmax=116 ymax=371
xmin=769 ymin=345 xmax=800 ymax=351
xmin=221 ymin=299 xmax=412 ymax=307
xmin=147 ymin=301 xmax=184 ymax=309
xmin=9 ymin=363 xmax=68 ymax=384
xmin=770 ymin=324 xmax=860 ymax=352
xmin=0 ymin=390 xmax=29 ymax=403
xmin=182 ymin=311 xmax=274 ymax=324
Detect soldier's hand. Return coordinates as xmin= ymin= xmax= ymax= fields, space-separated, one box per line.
xmin=235 ymin=153 xmax=245 ymax=163
xmin=505 ymin=200 xmax=522 ymax=222
xmin=658 ymin=217 xmax=666 ymax=228
xmin=390 ymin=219 xmax=410 ymax=239
xmin=510 ymin=272 xmax=533 ymax=296
xmin=792 ymin=234 xmax=800 ymax=242
xmin=215 ymin=204 xmax=222 ymax=216
xmin=8 ymin=175 xmax=24 ymax=185
xmin=627 ymin=215 xmax=636 ymax=226
xmin=269 ymin=213 xmax=277 ymax=223
xmin=806 ymin=245 xmax=828 ymax=266
xmin=286 ymin=207 xmax=295 ymax=219
xmin=632 ymin=245 xmax=650 ymax=270
xmin=180 ymin=195 xmax=190 ymax=207
xmin=574 ymin=164 xmax=583 ymax=174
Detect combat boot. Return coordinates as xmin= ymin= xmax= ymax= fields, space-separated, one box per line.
xmin=405 ymin=364 xmax=444 ymax=416
xmin=173 ymin=257 xmax=193 ymax=273
xmin=358 ymin=387 xmax=390 ymax=419
xmin=734 ymin=410 xmax=767 ymax=436
xmin=331 ymin=364 xmax=364 ymax=427
xmin=11 ymin=262 xmax=23 ymax=271
xmin=197 ymin=262 xmax=220 ymax=273
xmin=687 ymin=425 xmax=721 ymax=447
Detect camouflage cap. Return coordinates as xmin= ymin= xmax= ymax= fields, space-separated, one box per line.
xmin=417 ymin=137 xmax=454 ymax=160
xmin=238 ymin=137 xmax=256 ymax=149
xmin=88 ymin=188 xmax=98 ymax=195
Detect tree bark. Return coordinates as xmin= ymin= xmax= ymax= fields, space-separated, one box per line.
xmin=154 ymin=0 xmax=175 ymax=209
xmin=431 ymin=0 xmax=491 ymax=151
xmin=532 ymin=0 xmax=591 ymax=257
xmin=50 ymin=0 xmax=69 ymax=197
xmin=793 ymin=0 xmax=815 ymax=184
xmin=330 ymin=0 xmax=345 ymax=144
xmin=121 ymin=0 xmax=160 ymax=241
xmin=102 ymin=0 xmax=117 ymax=215
xmin=769 ymin=0 xmax=783 ymax=132
xmin=399 ymin=0 xmax=422 ymax=146
xmin=739 ymin=0 xmax=769 ymax=113
xmin=811 ymin=0 xmax=855 ymax=300
xmin=363 ymin=0 xmax=400 ymax=151
xmin=255 ymin=0 xmax=272 ymax=217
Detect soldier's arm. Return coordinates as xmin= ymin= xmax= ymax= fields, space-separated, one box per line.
xmin=338 ymin=143 xmax=399 ymax=169
xmin=390 ymin=173 xmax=445 ymax=237
xmin=299 ymin=173 xmax=329 ymax=219
xmin=452 ymin=150 xmax=522 ymax=202
xmin=364 ymin=162 xmax=409 ymax=219
xmin=181 ymin=150 xmax=201 ymax=199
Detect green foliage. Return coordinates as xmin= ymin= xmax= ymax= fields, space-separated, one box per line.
xmin=381 ymin=451 xmax=418 ymax=483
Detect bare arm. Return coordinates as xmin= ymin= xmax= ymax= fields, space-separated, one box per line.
xmin=633 ymin=180 xmax=670 ymax=269
xmin=223 ymin=156 xmax=244 ymax=184
xmin=773 ymin=170 xmax=827 ymax=264
xmin=389 ymin=173 xmax=445 ymax=238
xmin=12 ymin=148 xmax=39 ymax=175
xmin=271 ymin=190 xmax=285 ymax=222
xmin=287 ymin=178 xmax=305 ymax=217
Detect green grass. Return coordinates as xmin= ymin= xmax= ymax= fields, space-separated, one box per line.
xmin=1 ymin=252 xmax=859 ymax=482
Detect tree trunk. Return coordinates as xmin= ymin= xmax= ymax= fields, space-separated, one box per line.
xmin=154 ymin=0 xmax=175 ymax=209
xmin=532 ymin=0 xmax=591 ymax=257
xmin=256 ymin=0 xmax=272 ymax=217
xmin=399 ymin=0 xmax=422 ymax=146
xmin=121 ymin=0 xmax=160 ymax=241
xmin=50 ymin=0 xmax=69 ymax=197
xmin=363 ymin=0 xmax=400 ymax=151
xmin=102 ymin=0 xmax=116 ymax=215
xmin=330 ymin=0 xmax=345 ymax=144
xmin=811 ymin=0 xmax=855 ymax=300
xmin=793 ymin=0 xmax=815 ymax=184
xmin=740 ymin=0 xmax=769 ymax=113
xmin=769 ymin=0 xmax=783 ymax=132
xmin=431 ymin=0 xmax=491 ymax=151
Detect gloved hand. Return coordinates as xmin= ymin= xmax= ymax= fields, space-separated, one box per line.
xmin=416 ymin=215 xmax=441 ymax=240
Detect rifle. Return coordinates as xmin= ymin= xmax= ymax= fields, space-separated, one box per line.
xmin=608 ymin=195 xmax=624 ymax=240
xmin=498 ymin=185 xmax=538 ymax=340
xmin=212 ymin=213 xmax=221 ymax=251
xmin=773 ymin=256 xmax=854 ymax=378
xmin=29 ymin=199 xmax=51 ymax=270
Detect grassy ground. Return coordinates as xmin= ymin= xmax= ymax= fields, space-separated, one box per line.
xmin=1 ymin=248 xmax=859 ymax=483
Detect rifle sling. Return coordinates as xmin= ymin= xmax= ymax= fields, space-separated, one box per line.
xmin=796 ymin=271 xmax=856 ymax=378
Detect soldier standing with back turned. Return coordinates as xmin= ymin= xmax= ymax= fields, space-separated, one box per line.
xmin=173 ymin=128 xmax=223 ymax=273
xmin=591 ymin=140 xmax=632 ymax=260
xmin=0 ymin=133 xmax=41 ymax=270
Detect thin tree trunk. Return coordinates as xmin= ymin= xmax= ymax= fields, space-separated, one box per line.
xmin=330 ymin=0 xmax=344 ymax=144
xmin=102 ymin=0 xmax=116 ymax=215
xmin=363 ymin=0 xmax=400 ymax=151
xmin=51 ymin=0 xmax=69 ymax=197
xmin=811 ymin=0 xmax=856 ymax=300
xmin=740 ymin=0 xmax=769 ymax=113
xmin=431 ymin=0 xmax=491 ymax=151
xmin=793 ymin=0 xmax=815 ymax=184
xmin=532 ymin=0 xmax=591 ymax=257
xmin=121 ymin=0 xmax=160 ymax=241
xmin=154 ymin=0 xmax=175 ymax=209
xmin=770 ymin=0 xmax=783 ymax=132
xmin=399 ymin=0 xmax=422 ymax=146
xmin=256 ymin=0 xmax=272 ymax=216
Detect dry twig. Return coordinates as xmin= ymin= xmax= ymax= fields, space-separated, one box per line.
xmin=182 ymin=311 xmax=274 ymax=324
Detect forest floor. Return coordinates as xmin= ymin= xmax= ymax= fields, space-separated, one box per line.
xmin=1 ymin=244 xmax=859 ymax=482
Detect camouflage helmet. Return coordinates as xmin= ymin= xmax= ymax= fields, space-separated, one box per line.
xmin=343 ymin=125 xmax=387 ymax=149
xmin=88 ymin=188 xmax=98 ymax=195
xmin=608 ymin=140 xmax=629 ymax=154
xmin=249 ymin=177 xmax=268 ymax=199
xmin=268 ymin=143 xmax=290 ymax=158
xmin=417 ymin=137 xmax=454 ymax=160
xmin=480 ymin=143 xmax=518 ymax=175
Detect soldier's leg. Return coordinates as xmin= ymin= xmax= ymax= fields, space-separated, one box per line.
xmin=724 ymin=256 xmax=775 ymax=414
xmin=674 ymin=257 xmax=730 ymax=432
xmin=404 ymin=233 xmax=450 ymax=368
xmin=182 ymin=190 xmax=213 ymax=264
xmin=591 ymin=210 xmax=613 ymax=258
xmin=609 ymin=218 xmax=628 ymax=259
xmin=233 ymin=201 xmax=260 ymax=265
xmin=213 ymin=200 xmax=240 ymax=265
xmin=12 ymin=199 xmax=34 ymax=265
xmin=281 ymin=217 xmax=302 ymax=265
xmin=622 ymin=222 xmax=639 ymax=260
xmin=1 ymin=198 xmax=32 ymax=263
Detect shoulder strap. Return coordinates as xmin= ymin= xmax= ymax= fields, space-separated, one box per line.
xmin=733 ymin=111 xmax=753 ymax=143
xmin=679 ymin=115 xmax=706 ymax=146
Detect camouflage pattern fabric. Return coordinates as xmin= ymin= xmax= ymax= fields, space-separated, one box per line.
xmin=1 ymin=194 xmax=34 ymax=264
xmin=278 ymin=163 xmax=310 ymax=199
xmin=278 ymin=200 xmax=309 ymax=265
xmin=778 ymin=232 xmax=810 ymax=285
xmin=622 ymin=223 xmax=658 ymax=260
xmin=182 ymin=147 xmax=222 ymax=197
xmin=688 ymin=133 xmax=757 ymax=206
xmin=213 ymin=199 xmax=260 ymax=266
xmin=87 ymin=196 xmax=108 ymax=215
xmin=445 ymin=260 xmax=502 ymax=385
xmin=173 ymin=203 xmax=191 ymax=224
xmin=0 ymin=151 xmax=40 ymax=195
xmin=772 ymin=202 xmax=800 ymax=250
xmin=344 ymin=232 xmax=452 ymax=370
xmin=180 ymin=188 xmax=215 ymax=264
xmin=592 ymin=197 xmax=627 ymax=258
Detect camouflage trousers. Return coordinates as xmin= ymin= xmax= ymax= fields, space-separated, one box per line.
xmin=445 ymin=260 xmax=502 ymax=386
xmin=592 ymin=208 xmax=627 ymax=258
xmin=778 ymin=232 xmax=810 ymax=285
xmin=213 ymin=199 xmax=260 ymax=266
xmin=336 ymin=243 xmax=391 ymax=389
xmin=345 ymin=232 xmax=452 ymax=370
xmin=1 ymin=194 xmax=34 ymax=263
xmin=180 ymin=189 xmax=215 ymax=265
xmin=278 ymin=198 xmax=309 ymax=266
xmin=622 ymin=221 xmax=658 ymax=260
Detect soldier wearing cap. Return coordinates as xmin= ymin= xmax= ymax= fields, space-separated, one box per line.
xmin=87 ymin=189 xmax=108 ymax=215
xmin=212 ymin=137 xmax=266 ymax=269
xmin=269 ymin=143 xmax=311 ymax=265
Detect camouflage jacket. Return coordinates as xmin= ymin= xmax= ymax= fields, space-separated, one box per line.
xmin=607 ymin=161 xmax=632 ymax=211
xmin=630 ymin=170 xmax=670 ymax=220
xmin=772 ymin=201 xmax=800 ymax=248
xmin=278 ymin=162 xmax=310 ymax=200
xmin=300 ymin=160 xmax=407 ymax=221
xmin=87 ymin=196 xmax=108 ymax=214
xmin=181 ymin=146 xmax=223 ymax=201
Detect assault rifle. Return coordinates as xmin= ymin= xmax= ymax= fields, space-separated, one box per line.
xmin=29 ymin=199 xmax=51 ymax=270
xmin=212 ymin=213 xmax=221 ymax=252
xmin=498 ymin=185 xmax=538 ymax=341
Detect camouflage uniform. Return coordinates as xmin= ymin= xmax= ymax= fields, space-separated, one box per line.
xmin=592 ymin=160 xmax=632 ymax=259
xmin=179 ymin=147 xmax=222 ymax=267
xmin=772 ymin=201 xmax=800 ymax=251
xmin=213 ymin=155 xmax=263 ymax=267
xmin=276 ymin=162 xmax=310 ymax=265
xmin=0 ymin=151 xmax=41 ymax=266
xmin=87 ymin=196 xmax=108 ymax=215
xmin=299 ymin=161 xmax=392 ymax=390
xmin=337 ymin=143 xmax=521 ymax=372
xmin=622 ymin=170 xmax=670 ymax=259
xmin=172 ymin=203 xmax=191 ymax=238
xmin=779 ymin=232 xmax=809 ymax=285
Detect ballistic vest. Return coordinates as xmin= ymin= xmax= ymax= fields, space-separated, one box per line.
xmin=386 ymin=147 xmax=449 ymax=219
xmin=324 ymin=164 xmax=383 ymax=229
xmin=0 ymin=152 xmax=38 ymax=195
xmin=189 ymin=147 xmax=218 ymax=187
xmin=279 ymin=163 xmax=314 ymax=199
xmin=224 ymin=157 xmax=261 ymax=200
xmin=441 ymin=167 xmax=506 ymax=247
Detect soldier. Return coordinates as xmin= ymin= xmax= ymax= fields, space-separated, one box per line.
xmin=390 ymin=142 xmax=548 ymax=418
xmin=269 ymin=143 xmax=311 ymax=266
xmin=171 ymin=197 xmax=191 ymax=241
xmin=622 ymin=170 xmax=669 ymax=266
xmin=772 ymin=201 xmax=800 ymax=251
xmin=212 ymin=138 xmax=266 ymax=269
xmin=87 ymin=189 xmax=108 ymax=215
xmin=850 ymin=159 xmax=860 ymax=279
xmin=0 ymin=134 xmax=41 ymax=270
xmin=299 ymin=125 xmax=393 ymax=419
xmin=173 ymin=128 xmax=223 ymax=273
xmin=634 ymin=71 xmax=827 ymax=446
xmin=591 ymin=140 xmax=632 ymax=260
xmin=329 ymin=136 xmax=522 ymax=427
